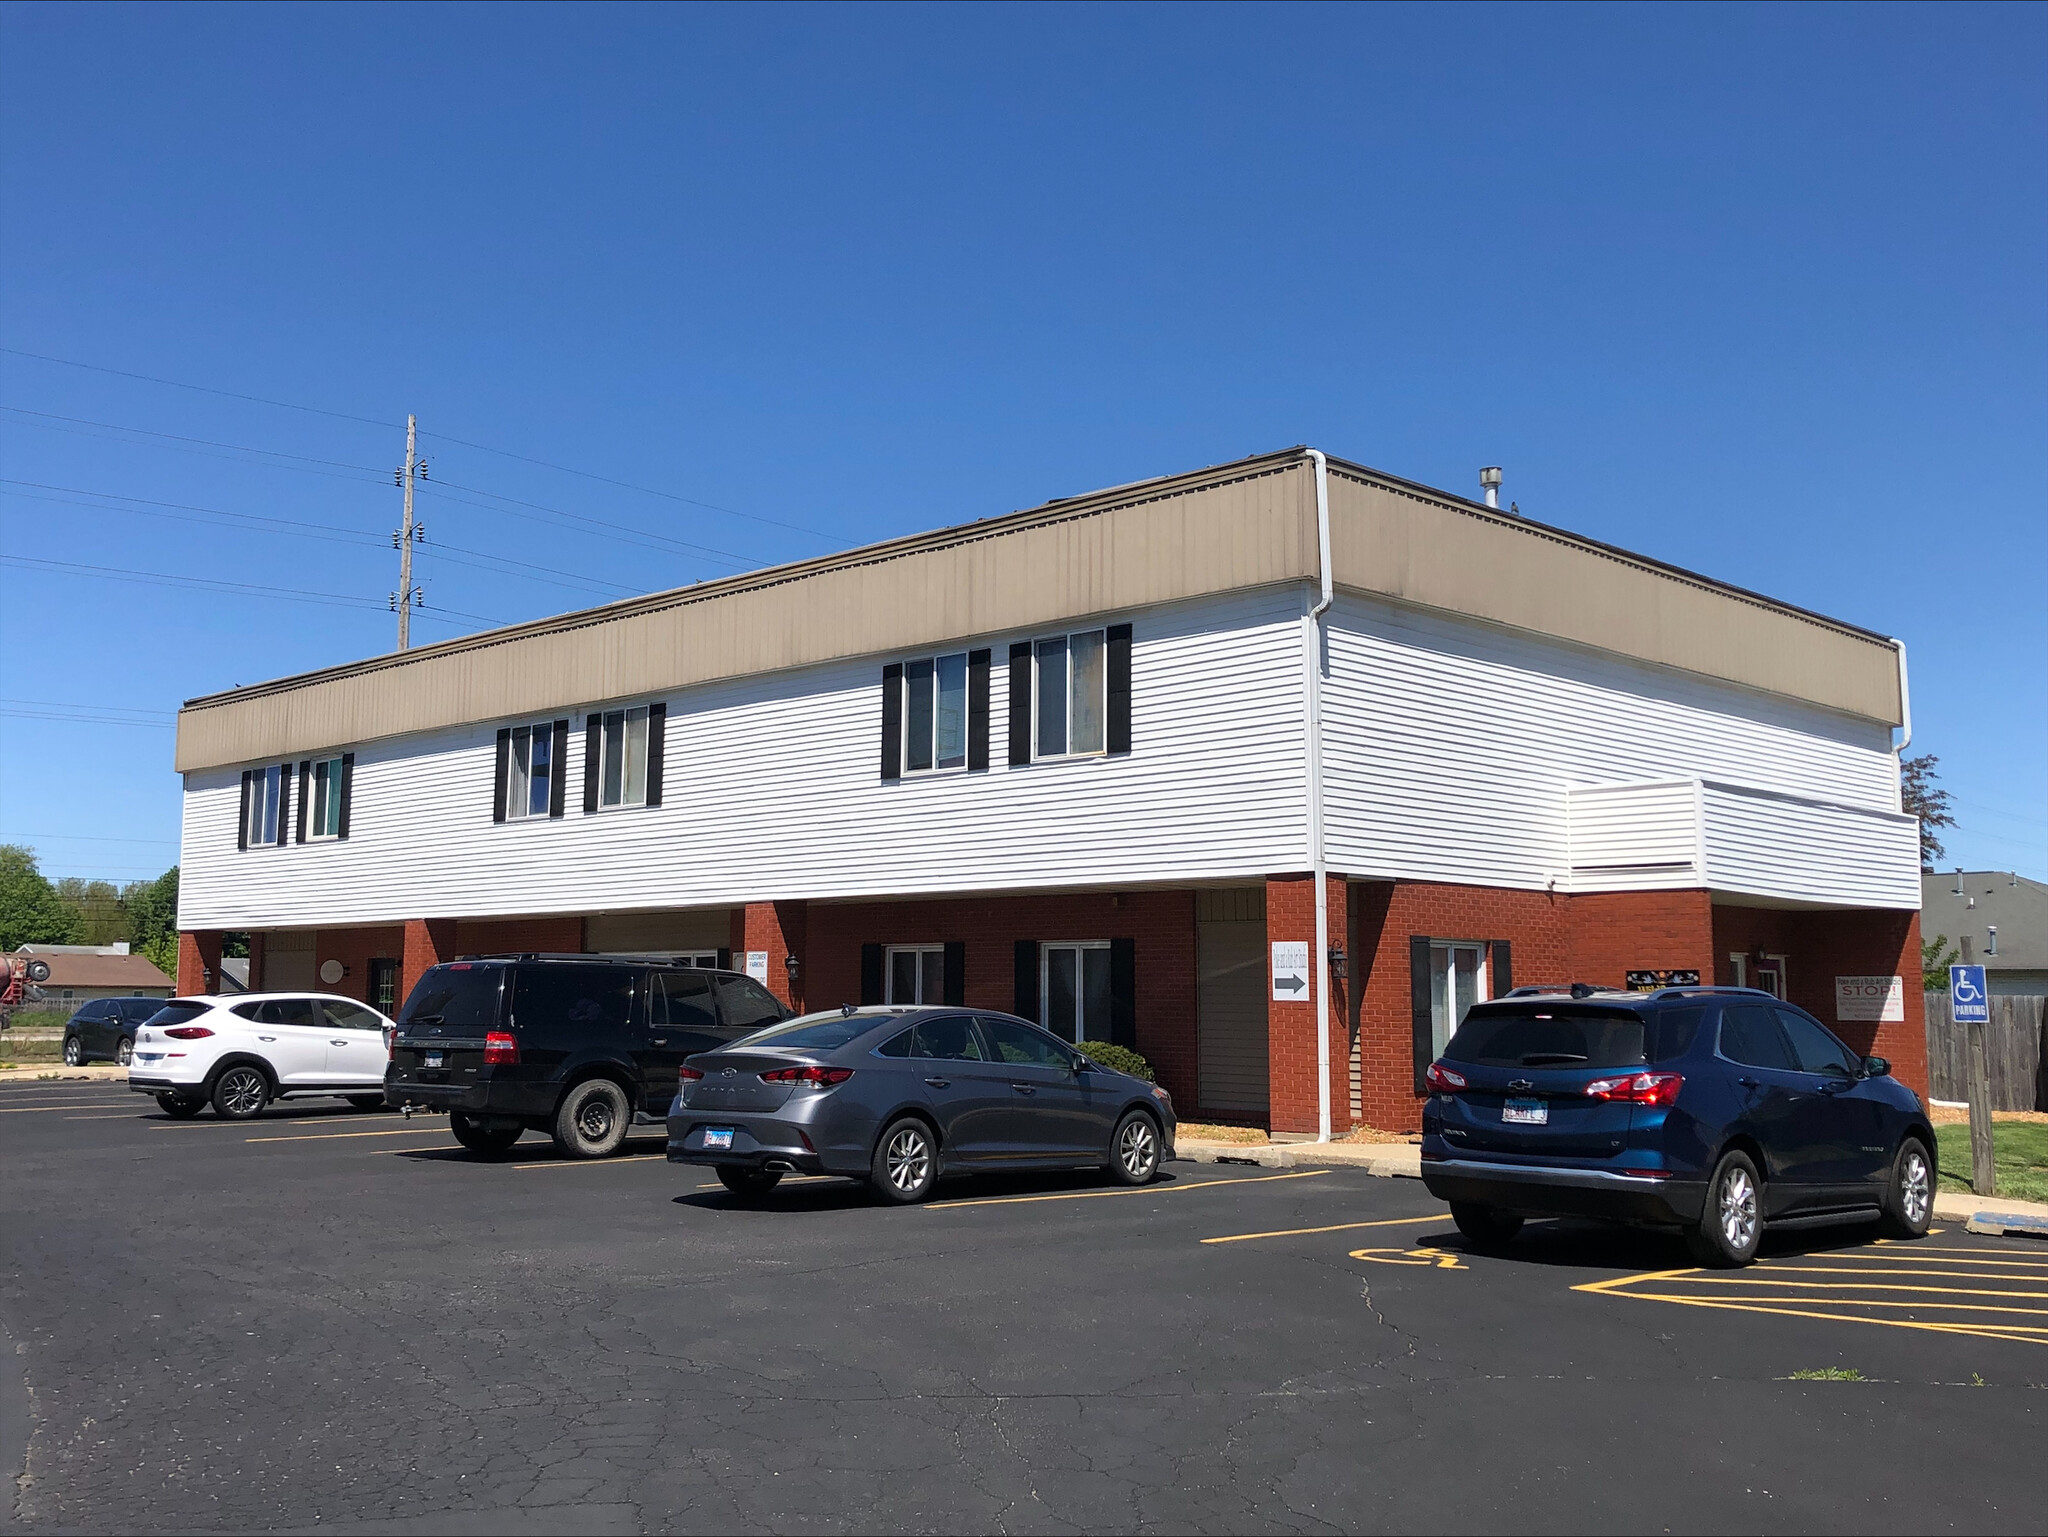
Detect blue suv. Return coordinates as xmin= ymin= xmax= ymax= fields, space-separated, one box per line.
xmin=1420 ymin=985 xmax=1935 ymax=1266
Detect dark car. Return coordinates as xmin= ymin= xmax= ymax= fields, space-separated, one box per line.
xmin=1419 ymin=985 xmax=1936 ymax=1266
xmin=62 ymin=997 xmax=171 ymax=1066
xmin=384 ymin=955 xmax=792 ymax=1157
xmin=666 ymin=1006 xmax=1178 ymax=1203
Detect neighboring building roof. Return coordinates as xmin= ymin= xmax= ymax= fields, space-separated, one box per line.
xmin=175 ymin=447 xmax=1906 ymax=772
xmin=1920 ymin=871 xmax=2048 ymax=972
xmin=17 ymin=942 xmax=133 ymax=955
xmin=219 ymin=957 xmax=250 ymax=992
xmin=16 ymin=950 xmax=173 ymax=990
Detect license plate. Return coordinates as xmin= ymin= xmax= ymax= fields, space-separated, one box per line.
xmin=703 ymin=1127 xmax=734 ymax=1150
xmin=1503 ymin=1097 xmax=1548 ymax=1125
xmin=424 ymin=1052 xmax=443 ymax=1069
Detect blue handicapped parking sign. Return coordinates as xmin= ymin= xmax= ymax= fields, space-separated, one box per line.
xmin=1950 ymin=964 xmax=1990 ymax=1024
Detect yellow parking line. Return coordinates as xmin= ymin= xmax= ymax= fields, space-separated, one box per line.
xmin=64 ymin=1113 xmax=143 ymax=1120
xmin=1598 ymin=1292 xmax=2048 ymax=1347
xmin=0 ymin=1103 xmax=134 ymax=1114
xmin=511 ymin=1151 xmax=667 ymax=1170
xmin=1659 ymin=1275 xmax=2048 ymax=1301
xmin=247 ymin=1126 xmax=467 ymax=1143
xmin=928 ymin=1169 xmax=1328 ymax=1211
xmin=694 ymin=1175 xmax=838 ymax=1189
xmin=1202 ymin=1214 xmax=1446 ymax=1245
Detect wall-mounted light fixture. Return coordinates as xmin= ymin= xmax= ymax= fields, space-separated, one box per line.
xmin=783 ymin=953 xmax=802 ymax=984
xmin=1327 ymin=944 xmax=1348 ymax=980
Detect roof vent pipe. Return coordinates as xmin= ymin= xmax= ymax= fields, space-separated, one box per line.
xmin=1480 ymin=467 xmax=1503 ymax=509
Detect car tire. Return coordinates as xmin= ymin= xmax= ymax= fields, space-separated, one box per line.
xmin=871 ymin=1116 xmax=939 ymax=1204
xmin=211 ymin=1064 xmax=271 ymax=1120
xmin=155 ymin=1093 xmax=205 ymax=1119
xmin=62 ymin=1036 xmax=84 ymax=1067
xmin=1450 ymin=1202 xmax=1524 ymax=1250
xmin=1107 ymin=1109 xmax=1162 ymax=1186
xmin=1687 ymin=1149 xmax=1764 ymax=1268
xmin=346 ymin=1095 xmax=386 ymax=1112
xmin=116 ymin=1037 xmax=134 ymax=1067
xmin=1877 ymin=1135 xmax=1935 ymax=1240
xmin=552 ymin=1079 xmax=630 ymax=1158
xmin=450 ymin=1112 xmax=523 ymax=1156
xmin=717 ymin=1166 xmax=784 ymax=1200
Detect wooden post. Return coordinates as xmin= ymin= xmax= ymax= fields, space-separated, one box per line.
xmin=1962 ymin=937 xmax=1996 ymax=1196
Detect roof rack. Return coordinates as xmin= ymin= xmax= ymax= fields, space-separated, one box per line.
xmin=1501 ymin=983 xmax=1612 ymax=999
xmin=1500 ymin=983 xmax=1781 ymax=1004
xmin=455 ymin=952 xmax=726 ymax=969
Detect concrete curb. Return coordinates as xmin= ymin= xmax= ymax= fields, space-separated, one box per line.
xmin=1934 ymin=1188 xmax=2048 ymax=1238
xmin=1177 ymin=1139 xmax=1423 ymax=1178
xmin=0 ymin=1065 xmax=129 ymax=1083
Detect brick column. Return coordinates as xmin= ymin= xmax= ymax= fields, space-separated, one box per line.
xmin=177 ymin=930 xmax=223 ymax=995
xmin=401 ymin=919 xmax=456 ymax=1006
xmin=731 ymin=901 xmax=808 ymax=1011
xmin=1266 ymin=873 xmax=1349 ymax=1136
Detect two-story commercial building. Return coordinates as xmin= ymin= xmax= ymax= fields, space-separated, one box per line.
xmin=172 ymin=447 xmax=1927 ymax=1134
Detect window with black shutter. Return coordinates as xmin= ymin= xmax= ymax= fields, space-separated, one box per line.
xmin=880 ymin=664 xmax=903 ymax=781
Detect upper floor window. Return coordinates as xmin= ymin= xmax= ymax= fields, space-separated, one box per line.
xmin=1034 ymin=629 xmax=1105 ymax=758
xmin=580 ymin=702 xmax=666 ymax=813
xmin=905 ymin=653 xmax=969 ymax=773
xmin=504 ymin=723 xmax=555 ymax=820
xmin=307 ymin=756 xmax=345 ymax=839
xmin=240 ymin=764 xmax=287 ymax=848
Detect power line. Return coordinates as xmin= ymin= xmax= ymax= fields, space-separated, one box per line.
xmin=0 ymin=697 xmax=174 ymax=716
xmin=426 ymin=477 xmax=756 ymax=568
xmin=0 ymin=345 xmax=393 ymax=428
xmin=0 ymin=403 xmax=386 ymax=475
xmin=1 ymin=409 xmax=389 ymax=487
xmin=0 ymin=709 xmax=174 ymax=728
xmin=2 ymin=832 xmax=179 ymax=844
xmin=0 ymin=554 xmax=505 ymax=626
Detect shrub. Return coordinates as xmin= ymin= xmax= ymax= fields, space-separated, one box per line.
xmin=1076 ymin=1039 xmax=1154 ymax=1081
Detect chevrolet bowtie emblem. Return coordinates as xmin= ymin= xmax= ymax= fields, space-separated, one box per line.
xmin=1508 ymin=1079 xmax=1534 ymax=1092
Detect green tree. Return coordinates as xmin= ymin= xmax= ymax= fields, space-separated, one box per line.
xmin=0 ymin=845 xmax=82 ymax=949
xmin=1900 ymin=753 xmax=1956 ymax=872
xmin=1922 ymin=933 xmax=1959 ymax=992
xmin=123 ymin=866 xmax=181 ymax=978
xmin=55 ymin=877 xmax=127 ymax=945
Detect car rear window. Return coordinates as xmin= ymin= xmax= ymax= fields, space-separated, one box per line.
xmin=1444 ymin=1006 xmax=1648 ymax=1069
xmin=400 ymin=964 xmax=505 ymax=1030
xmin=738 ymin=1014 xmax=894 ymax=1052
xmin=146 ymin=1001 xmax=210 ymax=1028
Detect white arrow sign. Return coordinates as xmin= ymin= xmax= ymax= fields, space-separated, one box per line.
xmin=1271 ymin=941 xmax=1310 ymax=1002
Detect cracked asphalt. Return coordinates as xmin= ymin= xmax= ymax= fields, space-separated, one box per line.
xmin=1 ymin=1077 xmax=2042 ymax=1535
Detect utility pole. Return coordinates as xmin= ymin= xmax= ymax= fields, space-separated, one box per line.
xmin=392 ymin=414 xmax=423 ymax=649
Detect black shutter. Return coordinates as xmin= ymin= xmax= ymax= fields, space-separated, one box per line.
xmin=1106 ymin=623 xmax=1132 ymax=755
xmin=493 ymin=729 xmax=511 ymax=824
xmin=861 ymin=943 xmax=885 ymax=1005
xmin=716 ymin=947 xmax=732 ymax=970
xmin=295 ymin=761 xmax=310 ymax=844
xmin=1490 ymin=940 xmax=1513 ymax=999
xmin=1007 ymin=642 xmax=1032 ymax=766
xmin=583 ymin=715 xmax=601 ymax=813
xmin=1110 ymin=937 xmax=1136 ymax=1048
xmin=274 ymin=763 xmax=290 ymax=849
xmin=880 ymin=664 xmax=903 ymax=781
xmin=337 ymin=753 xmax=355 ymax=839
xmin=1013 ymin=939 xmax=1039 ymax=1021
xmin=967 ymin=648 xmax=991 ymax=772
xmin=645 ymin=703 xmax=666 ymax=807
xmin=549 ymin=720 xmax=569 ymax=818
xmin=942 ymin=940 xmax=966 ymax=1006
xmin=1410 ymin=936 xmax=1434 ymax=1094
xmin=237 ymin=770 xmax=251 ymax=851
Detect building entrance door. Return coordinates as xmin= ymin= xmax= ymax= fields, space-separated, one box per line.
xmin=1197 ymin=889 xmax=1268 ymax=1121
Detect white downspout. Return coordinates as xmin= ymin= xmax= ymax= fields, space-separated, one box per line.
xmin=1303 ymin=449 xmax=1334 ymax=1142
xmin=1889 ymin=637 xmax=1912 ymax=814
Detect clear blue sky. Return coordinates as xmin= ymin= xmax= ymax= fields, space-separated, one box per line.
xmin=1 ymin=1 xmax=2042 ymax=888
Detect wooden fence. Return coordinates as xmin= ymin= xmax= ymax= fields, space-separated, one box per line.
xmin=1924 ymin=991 xmax=2047 ymax=1111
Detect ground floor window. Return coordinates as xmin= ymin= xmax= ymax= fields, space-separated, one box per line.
xmin=368 ymin=958 xmax=399 ymax=1016
xmin=887 ymin=945 xmax=945 ymax=1004
xmin=1429 ymin=942 xmax=1489 ymax=1058
xmin=1042 ymin=941 xmax=1111 ymax=1043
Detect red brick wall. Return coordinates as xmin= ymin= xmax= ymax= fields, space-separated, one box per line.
xmin=1266 ymin=874 xmax=1350 ymax=1136
xmin=177 ymin=930 xmax=222 ymax=995
xmin=732 ymin=901 xmax=809 ymax=1011
xmin=313 ymin=926 xmax=405 ymax=1005
xmin=400 ymin=919 xmax=455 ymax=1007
xmin=802 ymin=891 xmax=1200 ymax=1116
xmin=1566 ymin=890 xmax=1716 ymax=989
xmin=452 ymin=916 xmax=585 ymax=958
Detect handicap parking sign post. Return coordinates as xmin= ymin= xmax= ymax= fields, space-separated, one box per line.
xmin=1950 ymin=964 xmax=1989 ymax=1023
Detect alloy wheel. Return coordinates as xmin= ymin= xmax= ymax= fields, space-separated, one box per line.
xmin=62 ymin=1037 xmax=83 ymax=1067
xmin=1119 ymin=1116 xmax=1157 ymax=1179
xmin=1900 ymin=1147 xmax=1932 ymax=1227
xmin=117 ymin=1038 xmax=133 ymax=1067
xmin=886 ymin=1127 xmax=931 ymax=1193
xmin=1718 ymin=1164 xmax=1758 ymax=1250
xmin=219 ymin=1068 xmax=266 ymax=1117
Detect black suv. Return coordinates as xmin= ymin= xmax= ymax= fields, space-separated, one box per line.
xmin=63 ymin=997 xmax=170 ymax=1066
xmin=385 ymin=955 xmax=792 ymax=1157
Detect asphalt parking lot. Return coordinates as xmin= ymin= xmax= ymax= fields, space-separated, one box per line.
xmin=1 ymin=1078 xmax=2041 ymax=1535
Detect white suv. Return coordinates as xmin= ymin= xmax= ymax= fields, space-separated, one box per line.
xmin=128 ymin=992 xmax=396 ymax=1119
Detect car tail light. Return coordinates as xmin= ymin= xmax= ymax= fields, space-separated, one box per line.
xmin=1424 ymin=1062 xmax=1467 ymax=1093
xmin=163 ymin=1026 xmax=214 ymax=1040
xmin=482 ymin=1031 xmax=520 ymax=1065
xmin=1584 ymin=1071 xmax=1683 ymax=1106
xmin=677 ymin=1066 xmax=705 ymax=1083
xmin=760 ymin=1065 xmax=854 ymax=1088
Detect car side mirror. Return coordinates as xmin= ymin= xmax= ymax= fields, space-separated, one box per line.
xmin=1862 ymin=1056 xmax=1891 ymax=1079
xmin=1071 ymin=1057 xmax=1091 ymax=1074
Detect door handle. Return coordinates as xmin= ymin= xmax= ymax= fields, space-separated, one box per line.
xmin=1737 ymin=1076 xmax=1760 ymax=1089
xmin=330 ymin=1040 xmax=349 ymax=1047
xmin=1012 ymin=1084 xmax=1037 ymax=1095
xmin=258 ymin=1035 xmax=277 ymax=1042
xmin=923 ymin=1077 xmax=951 ymax=1089
xmin=650 ymin=1037 xmax=668 ymax=1046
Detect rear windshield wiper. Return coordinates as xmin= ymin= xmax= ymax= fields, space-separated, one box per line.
xmin=1520 ymin=1053 xmax=1588 ymax=1065
xmin=404 ymin=1015 xmax=444 ymax=1028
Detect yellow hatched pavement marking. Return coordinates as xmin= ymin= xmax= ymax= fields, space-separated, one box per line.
xmin=928 ymin=1169 xmax=1328 ymax=1210
xmin=1202 ymin=1214 xmax=1445 ymax=1245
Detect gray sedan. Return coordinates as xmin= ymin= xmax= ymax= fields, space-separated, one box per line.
xmin=666 ymin=1006 xmax=1177 ymax=1202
